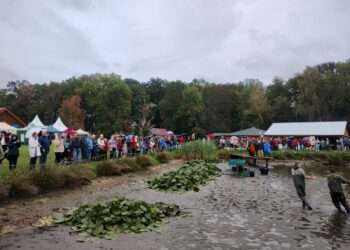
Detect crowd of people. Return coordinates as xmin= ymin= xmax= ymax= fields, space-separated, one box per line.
xmin=218 ymin=135 xmax=350 ymax=157
xmin=0 ymin=130 xmax=192 ymax=171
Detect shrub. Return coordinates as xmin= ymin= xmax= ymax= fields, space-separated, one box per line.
xmin=270 ymin=150 xmax=350 ymax=163
xmin=6 ymin=172 xmax=39 ymax=198
xmin=116 ymin=164 xmax=134 ymax=174
xmin=117 ymin=158 xmax=139 ymax=169
xmin=135 ymin=155 xmax=155 ymax=168
xmin=96 ymin=161 xmax=122 ymax=176
xmin=30 ymin=166 xmax=65 ymax=192
xmin=157 ymin=151 xmax=170 ymax=163
xmin=63 ymin=165 xmax=95 ymax=187
xmin=327 ymin=154 xmax=342 ymax=165
xmin=168 ymin=149 xmax=182 ymax=160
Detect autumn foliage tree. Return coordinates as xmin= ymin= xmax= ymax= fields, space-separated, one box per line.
xmin=59 ymin=95 xmax=86 ymax=130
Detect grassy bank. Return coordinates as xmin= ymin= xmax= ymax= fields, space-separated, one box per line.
xmin=270 ymin=150 xmax=350 ymax=164
xmin=216 ymin=148 xmax=350 ymax=165
xmin=0 ymin=141 xmax=219 ymax=203
xmin=0 ymin=150 xmax=178 ymax=203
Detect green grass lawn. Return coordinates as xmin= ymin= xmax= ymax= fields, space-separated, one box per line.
xmin=0 ymin=145 xmax=56 ymax=179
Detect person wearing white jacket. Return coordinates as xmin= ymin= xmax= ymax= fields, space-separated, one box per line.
xmin=29 ymin=132 xmax=41 ymax=170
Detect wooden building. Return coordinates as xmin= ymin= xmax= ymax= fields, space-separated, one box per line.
xmin=0 ymin=107 xmax=25 ymax=128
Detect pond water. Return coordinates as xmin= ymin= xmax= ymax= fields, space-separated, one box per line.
xmin=1 ymin=161 xmax=350 ymax=249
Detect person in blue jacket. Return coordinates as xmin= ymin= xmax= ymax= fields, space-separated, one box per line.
xmin=263 ymin=140 xmax=272 ymax=156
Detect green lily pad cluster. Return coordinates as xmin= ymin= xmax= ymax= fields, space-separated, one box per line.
xmin=54 ymin=197 xmax=180 ymax=240
xmin=147 ymin=160 xmax=222 ymax=192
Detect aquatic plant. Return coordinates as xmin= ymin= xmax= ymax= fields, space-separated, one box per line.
xmin=147 ymin=160 xmax=222 ymax=192
xmin=54 ymin=197 xmax=181 ymax=240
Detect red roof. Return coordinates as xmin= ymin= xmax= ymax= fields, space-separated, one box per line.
xmin=149 ymin=128 xmax=168 ymax=136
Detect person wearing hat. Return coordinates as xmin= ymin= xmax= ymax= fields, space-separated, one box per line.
xmin=327 ymin=166 xmax=350 ymax=213
xmin=291 ymin=163 xmax=315 ymax=210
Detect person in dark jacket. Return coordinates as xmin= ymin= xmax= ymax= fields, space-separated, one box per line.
xmin=71 ymin=134 xmax=82 ymax=162
xmin=7 ymin=134 xmax=21 ymax=170
xmin=327 ymin=166 xmax=350 ymax=213
xmin=291 ymin=163 xmax=314 ymax=210
xmin=38 ymin=130 xmax=50 ymax=169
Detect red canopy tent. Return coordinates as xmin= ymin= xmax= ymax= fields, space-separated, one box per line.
xmin=65 ymin=128 xmax=75 ymax=136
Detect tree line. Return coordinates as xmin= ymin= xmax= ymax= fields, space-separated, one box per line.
xmin=1 ymin=60 xmax=349 ymax=136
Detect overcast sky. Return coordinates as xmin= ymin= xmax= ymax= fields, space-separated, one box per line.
xmin=0 ymin=0 xmax=349 ymax=86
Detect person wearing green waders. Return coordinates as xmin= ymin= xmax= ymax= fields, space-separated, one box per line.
xmin=327 ymin=166 xmax=350 ymax=213
xmin=292 ymin=163 xmax=314 ymax=210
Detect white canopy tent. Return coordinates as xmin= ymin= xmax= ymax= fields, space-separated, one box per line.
xmin=0 ymin=122 xmax=17 ymax=134
xmin=31 ymin=115 xmax=45 ymax=127
xmin=265 ymin=121 xmax=349 ymax=137
xmin=16 ymin=115 xmax=47 ymax=142
xmin=53 ymin=117 xmax=68 ymax=131
xmin=76 ymin=128 xmax=89 ymax=135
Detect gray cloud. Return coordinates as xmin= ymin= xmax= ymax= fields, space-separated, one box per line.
xmin=0 ymin=0 xmax=349 ymax=86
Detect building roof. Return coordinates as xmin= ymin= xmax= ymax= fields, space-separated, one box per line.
xmin=232 ymin=127 xmax=266 ymax=137
xmin=213 ymin=133 xmax=234 ymax=137
xmin=265 ymin=121 xmax=348 ymax=136
xmin=149 ymin=128 xmax=168 ymax=136
xmin=0 ymin=107 xmax=26 ymax=127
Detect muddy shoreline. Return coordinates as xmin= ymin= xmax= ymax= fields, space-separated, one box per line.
xmin=1 ymin=160 xmax=350 ymax=249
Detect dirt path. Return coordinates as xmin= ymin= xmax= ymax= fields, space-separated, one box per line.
xmin=1 ymin=161 xmax=350 ymax=250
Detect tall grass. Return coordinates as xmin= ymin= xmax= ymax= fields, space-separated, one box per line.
xmin=179 ymin=141 xmax=217 ymax=161
xmin=270 ymin=150 xmax=350 ymax=165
